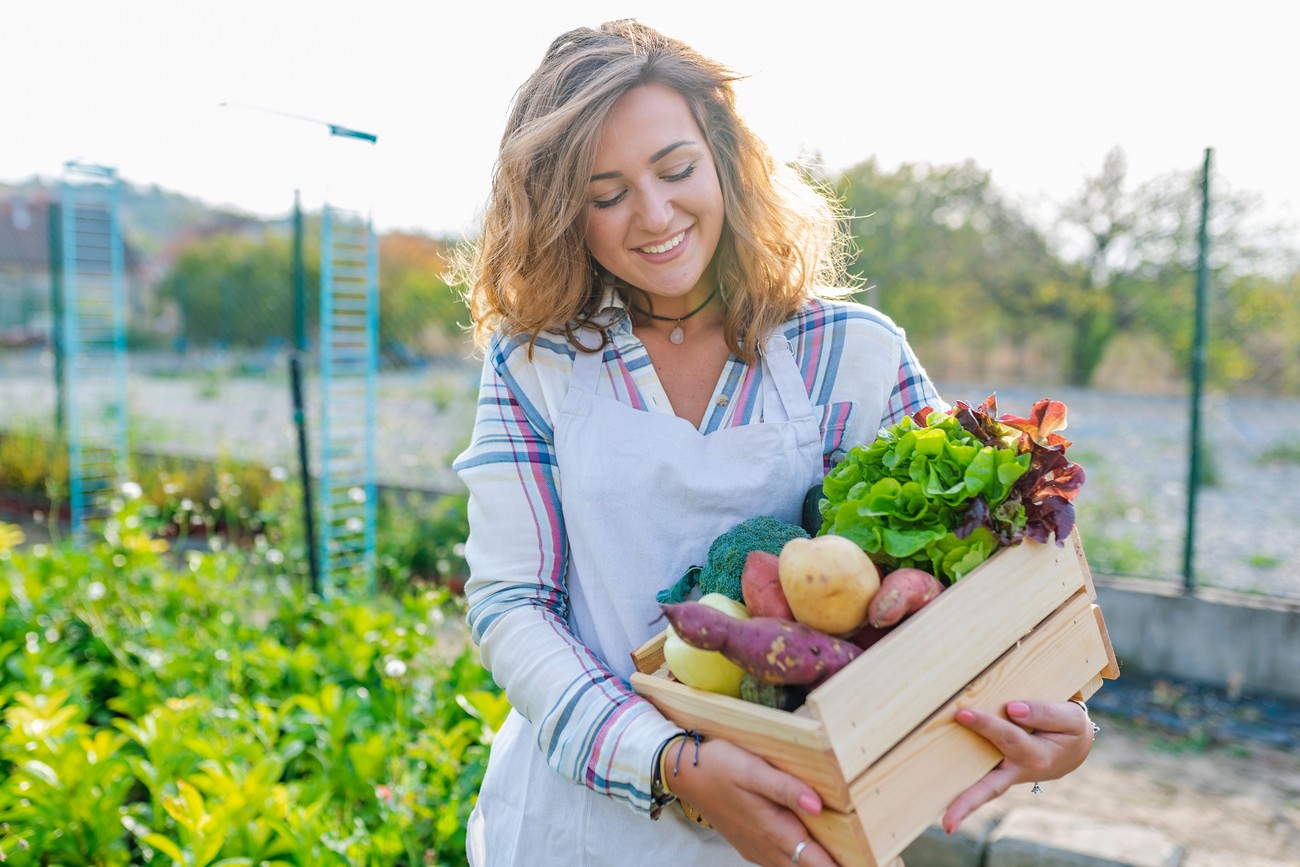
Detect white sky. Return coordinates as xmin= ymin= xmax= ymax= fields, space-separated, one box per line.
xmin=3 ymin=0 xmax=1297 ymax=240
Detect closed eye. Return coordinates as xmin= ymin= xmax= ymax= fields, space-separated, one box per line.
xmin=592 ymin=190 xmax=626 ymax=210
xmin=665 ymin=164 xmax=696 ymax=182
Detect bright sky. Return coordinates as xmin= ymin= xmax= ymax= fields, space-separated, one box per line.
xmin=3 ymin=0 xmax=1297 ymax=240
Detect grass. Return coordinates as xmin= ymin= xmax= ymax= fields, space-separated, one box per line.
xmin=1259 ymin=440 xmax=1300 ymax=465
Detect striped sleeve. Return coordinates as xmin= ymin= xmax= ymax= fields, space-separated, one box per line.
xmin=452 ymin=333 xmax=679 ymax=815
xmin=882 ymin=327 xmax=947 ymax=425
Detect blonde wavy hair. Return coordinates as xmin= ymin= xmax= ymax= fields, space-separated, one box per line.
xmin=454 ymin=19 xmax=854 ymax=362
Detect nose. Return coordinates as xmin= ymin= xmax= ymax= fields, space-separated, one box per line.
xmin=636 ymin=185 xmax=674 ymax=234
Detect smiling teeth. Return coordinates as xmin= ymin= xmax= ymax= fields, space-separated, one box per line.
xmin=640 ymin=232 xmax=684 ymax=254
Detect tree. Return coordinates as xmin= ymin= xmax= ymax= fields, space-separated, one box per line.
xmin=377 ymin=232 xmax=468 ymax=359
xmin=832 ymin=158 xmax=1059 ymax=375
xmin=1049 ymin=146 xmax=1296 ymax=386
xmin=156 ymin=230 xmax=319 ymax=348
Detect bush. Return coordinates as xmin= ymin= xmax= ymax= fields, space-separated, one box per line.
xmin=0 ymin=499 xmax=503 ymax=866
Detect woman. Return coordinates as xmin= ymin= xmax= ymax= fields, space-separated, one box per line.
xmin=452 ymin=20 xmax=1095 ymax=867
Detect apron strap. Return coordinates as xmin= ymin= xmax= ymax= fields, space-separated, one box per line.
xmin=568 ymin=329 xmax=607 ymax=396
xmin=759 ymin=332 xmax=815 ymax=428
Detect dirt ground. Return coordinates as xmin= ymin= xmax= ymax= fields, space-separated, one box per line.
xmin=967 ymin=699 xmax=1300 ymax=862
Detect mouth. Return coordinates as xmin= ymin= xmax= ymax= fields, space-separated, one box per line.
xmin=636 ymin=229 xmax=687 ymax=255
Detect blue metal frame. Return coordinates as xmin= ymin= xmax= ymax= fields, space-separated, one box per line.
xmin=59 ymin=162 xmax=128 ymax=539
xmin=318 ymin=204 xmax=379 ymax=594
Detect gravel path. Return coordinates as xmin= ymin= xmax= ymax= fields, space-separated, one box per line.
xmin=4 ymin=352 xmax=1298 ymax=601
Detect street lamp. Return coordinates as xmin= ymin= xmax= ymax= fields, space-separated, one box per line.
xmin=219 ymin=101 xmax=378 ymax=596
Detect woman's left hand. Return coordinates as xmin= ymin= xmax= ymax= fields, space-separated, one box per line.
xmin=942 ymin=699 xmax=1095 ymax=834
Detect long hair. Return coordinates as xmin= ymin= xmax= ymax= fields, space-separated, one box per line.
xmin=454 ymin=19 xmax=853 ymax=361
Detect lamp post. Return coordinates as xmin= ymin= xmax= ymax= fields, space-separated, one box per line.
xmin=219 ymin=101 xmax=377 ymax=596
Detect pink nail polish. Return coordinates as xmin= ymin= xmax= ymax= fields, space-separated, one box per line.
xmin=799 ymin=793 xmax=820 ymax=815
xmin=1007 ymin=701 xmax=1031 ymax=718
xmin=955 ymin=708 xmax=975 ymax=724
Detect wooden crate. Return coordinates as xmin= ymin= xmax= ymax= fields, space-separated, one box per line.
xmin=630 ymin=529 xmax=1119 ymax=867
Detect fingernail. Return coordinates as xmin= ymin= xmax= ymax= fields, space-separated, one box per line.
xmin=798 ymin=793 xmax=820 ymax=815
xmin=1007 ymin=701 xmax=1031 ymax=718
xmin=955 ymin=708 xmax=976 ymax=724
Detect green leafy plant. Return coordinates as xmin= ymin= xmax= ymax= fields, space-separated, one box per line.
xmin=818 ymin=394 xmax=1085 ymax=582
xmin=0 ymin=493 xmax=497 ymax=866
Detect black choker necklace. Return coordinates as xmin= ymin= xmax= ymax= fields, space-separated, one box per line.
xmin=629 ymin=286 xmax=720 ymax=345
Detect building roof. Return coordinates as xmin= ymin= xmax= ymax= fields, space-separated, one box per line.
xmin=0 ymin=195 xmax=141 ymax=272
xmin=0 ymin=197 xmax=52 ymax=268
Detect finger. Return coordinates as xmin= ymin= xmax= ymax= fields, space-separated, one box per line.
xmin=955 ymin=706 xmax=1039 ymax=758
xmin=740 ymin=761 xmax=823 ymax=818
xmin=1002 ymin=699 xmax=1089 ymax=734
xmin=785 ymin=836 xmax=839 ymax=867
xmin=941 ymin=761 xmax=1019 ymax=834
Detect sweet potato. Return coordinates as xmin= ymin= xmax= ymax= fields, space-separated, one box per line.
xmin=661 ymin=602 xmax=861 ymax=687
xmin=741 ymin=550 xmax=795 ymax=620
xmin=866 ymin=567 xmax=946 ymax=628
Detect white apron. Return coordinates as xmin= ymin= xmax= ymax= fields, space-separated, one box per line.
xmin=467 ymin=331 xmax=824 ymax=866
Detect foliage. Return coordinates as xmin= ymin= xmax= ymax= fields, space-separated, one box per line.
xmin=377 ymin=233 xmax=468 ymax=360
xmin=155 ymin=230 xmax=318 ymax=349
xmin=832 ymin=158 xmax=1060 ymax=359
xmin=0 ymin=495 xmax=503 ymax=866
xmin=818 ymin=395 xmax=1083 ymax=583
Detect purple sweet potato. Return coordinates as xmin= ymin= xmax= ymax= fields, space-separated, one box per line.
xmin=661 ymin=602 xmax=861 ymax=687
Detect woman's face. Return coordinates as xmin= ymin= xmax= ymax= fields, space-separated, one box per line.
xmin=583 ymin=83 xmax=725 ymax=313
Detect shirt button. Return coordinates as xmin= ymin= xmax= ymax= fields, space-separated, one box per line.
xmin=716 ymin=395 xmax=729 ymax=407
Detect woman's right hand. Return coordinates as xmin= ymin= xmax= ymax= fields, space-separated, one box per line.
xmin=667 ymin=737 xmax=839 ymax=867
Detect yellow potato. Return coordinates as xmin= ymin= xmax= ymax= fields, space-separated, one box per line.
xmin=778 ymin=535 xmax=881 ymax=635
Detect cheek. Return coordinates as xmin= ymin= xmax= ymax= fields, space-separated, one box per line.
xmin=583 ymin=211 xmax=623 ymax=265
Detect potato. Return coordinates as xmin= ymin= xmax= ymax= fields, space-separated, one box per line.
xmin=777 ymin=534 xmax=881 ymax=635
xmin=663 ymin=592 xmax=750 ymax=696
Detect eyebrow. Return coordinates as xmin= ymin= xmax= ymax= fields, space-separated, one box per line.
xmin=589 ymin=140 xmax=694 ymax=182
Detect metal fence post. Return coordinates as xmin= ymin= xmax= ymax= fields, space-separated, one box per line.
xmin=1182 ymin=147 xmax=1213 ymax=590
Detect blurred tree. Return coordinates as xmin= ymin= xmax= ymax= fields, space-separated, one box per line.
xmin=1049 ymin=146 xmax=1296 ymax=386
xmin=377 ymin=232 xmax=467 ymax=361
xmin=156 ymin=231 xmax=318 ymax=348
xmin=833 ymin=158 xmax=1059 ymax=376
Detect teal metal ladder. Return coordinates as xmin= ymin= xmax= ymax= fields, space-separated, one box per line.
xmin=318 ymin=204 xmax=378 ymax=593
xmin=59 ymin=162 xmax=128 ymax=538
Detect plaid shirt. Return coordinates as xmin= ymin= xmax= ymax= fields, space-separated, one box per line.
xmin=453 ymin=294 xmax=944 ymax=814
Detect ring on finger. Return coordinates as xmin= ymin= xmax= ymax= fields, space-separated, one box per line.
xmin=792 ymin=839 xmax=809 ymax=864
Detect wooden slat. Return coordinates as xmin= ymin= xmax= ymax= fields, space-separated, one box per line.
xmin=629 ymin=668 xmax=851 ymax=809
xmin=804 ymin=532 xmax=1090 ymax=785
xmin=841 ymin=590 xmax=1110 ymax=866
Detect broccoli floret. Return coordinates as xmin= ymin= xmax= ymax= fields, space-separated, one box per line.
xmin=656 ymin=515 xmax=809 ymax=605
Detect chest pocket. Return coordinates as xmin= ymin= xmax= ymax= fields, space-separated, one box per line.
xmin=817 ymin=401 xmax=858 ymax=472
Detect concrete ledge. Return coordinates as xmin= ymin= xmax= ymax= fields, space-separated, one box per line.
xmin=900 ymin=816 xmax=995 ymax=867
xmin=1180 ymin=849 xmax=1299 ymax=867
xmin=984 ymin=807 xmax=1183 ymax=867
xmin=1093 ymin=576 xmax=1300 ymax=700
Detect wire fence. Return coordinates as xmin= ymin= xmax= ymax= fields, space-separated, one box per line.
xmin=1 ymin=176 xmax=1298 ymax=603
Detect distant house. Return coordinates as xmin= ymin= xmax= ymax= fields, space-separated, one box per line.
xmin=0 ymin=193 xmax=143 ymax=347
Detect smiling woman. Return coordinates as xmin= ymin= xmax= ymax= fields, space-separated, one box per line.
xmin=447 ymin=18 xmax=1098 ymax=867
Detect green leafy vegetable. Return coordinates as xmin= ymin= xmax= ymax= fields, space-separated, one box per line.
xmin=818 ymin=394 xmax=1085 ymax=583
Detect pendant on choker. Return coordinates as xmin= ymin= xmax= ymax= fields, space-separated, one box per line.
xmin=630 ymin=286 xmax=719 ymax=346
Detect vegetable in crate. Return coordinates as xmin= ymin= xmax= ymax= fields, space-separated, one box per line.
xmin=657 ymin=515 xmax=809 ymax=605
xmin=660 ymin=601 xmax=861 ymax=687
xmin=778 ymin=534 xmax=881 ymax=635
xmin=817 ymin=394 xmax=1085 ymax=584
xmin=662 ymin=593 xmax=752 ymax=697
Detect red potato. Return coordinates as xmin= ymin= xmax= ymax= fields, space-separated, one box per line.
xmin=740 ymin=550 xmax=795 ymax=620
xmin=661 ymin=602 xmax=861 ymax=687
xmin=866 ymin=567 xmax=946 ymax=629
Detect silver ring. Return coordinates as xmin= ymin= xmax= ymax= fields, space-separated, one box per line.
xmin=792 ymin=839 xmax=809 ymax=864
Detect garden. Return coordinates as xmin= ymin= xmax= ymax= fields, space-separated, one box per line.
xmin=0 ymin=450 xmax=503 ymax=866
